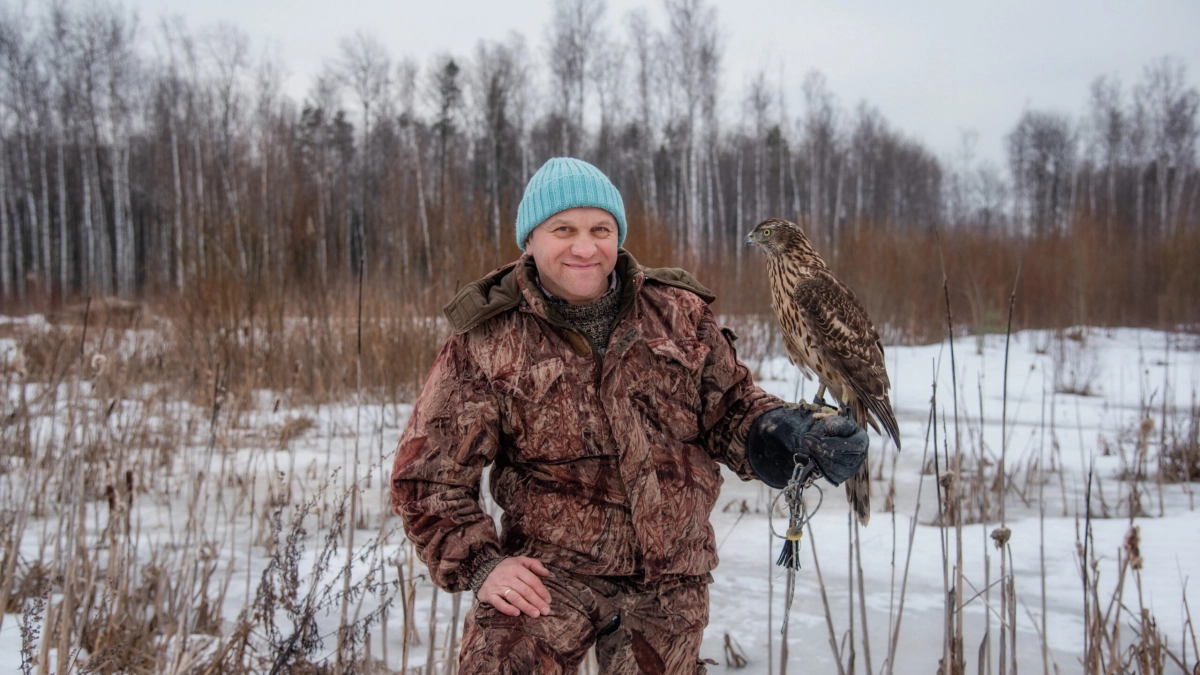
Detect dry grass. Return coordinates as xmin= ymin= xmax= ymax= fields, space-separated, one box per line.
xmin=0 ymin=304 xmax=412 ymax=673
xmin=1160 ymin=402 xmax=1200 ymax=486
xmin=2 ymin=219 xmax=1199 ymax=673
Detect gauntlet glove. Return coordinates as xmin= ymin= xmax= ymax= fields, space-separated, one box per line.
xmin=747 ymin=405 xmax=869 ymax=489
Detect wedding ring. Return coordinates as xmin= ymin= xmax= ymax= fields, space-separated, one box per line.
xmin=503 ymin=588 xmax=513 ymax=599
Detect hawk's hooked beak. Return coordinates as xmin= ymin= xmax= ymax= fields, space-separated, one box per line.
xmin=743 ymin=232 xmax=755 ymax=247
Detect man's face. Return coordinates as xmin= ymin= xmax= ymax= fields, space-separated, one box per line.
xmin=525 ymin=207 xmax=619 ymax=305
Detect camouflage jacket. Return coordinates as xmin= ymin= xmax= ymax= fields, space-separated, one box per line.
xmin=390 ymin=250 xmax=784 ymax=592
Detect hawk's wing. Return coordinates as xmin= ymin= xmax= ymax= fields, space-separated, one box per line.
xmin=792 ymin=271 xmax=900 ymax=446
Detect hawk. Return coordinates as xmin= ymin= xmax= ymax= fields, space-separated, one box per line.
xmin=744 ymin=218 xmax=900 ymax=525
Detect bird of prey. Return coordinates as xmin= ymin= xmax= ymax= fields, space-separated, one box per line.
xmin=744 ymin=218 xmax=900 ymax=525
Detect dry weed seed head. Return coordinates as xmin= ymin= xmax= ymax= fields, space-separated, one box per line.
xmin=1139 ymin=416 xmax=1155 ymax=439
xmin=12 ymin=349 xmax=27 ymax=378
xmin=991 ymin=526 xmax=1012 ymax=549
xmin=1123 ymin=526 xmax=1143 ymax=571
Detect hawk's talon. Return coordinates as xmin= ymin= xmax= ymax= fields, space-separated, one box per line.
xmin=797 ymin=401 xmax=825 ymax=414
xmin=797 ymin=399 xmax=840 ymax=419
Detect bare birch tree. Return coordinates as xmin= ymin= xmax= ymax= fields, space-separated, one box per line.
xmin=546 ymin=0 xmax=606 ymax=156
xmin=339 ymin=31 xmax=391 ymax=275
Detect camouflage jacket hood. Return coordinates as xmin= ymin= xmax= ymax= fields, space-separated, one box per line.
xmin=391 ymin=249 xmax=783 ymax=591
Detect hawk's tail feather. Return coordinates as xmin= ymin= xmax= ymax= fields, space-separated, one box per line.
xmin=859 ymin=407 xmax=882 ymax=435
xmin=846 ymin=461 xmax=871 ymax=526
xmin=849 ymin=396 xmax=878 ymax=523
xmin=853 ymin=394 xmax=901 ymax=451
xmin=849 ymin=399 xmax=882 ymax=440
xmin=872 ymin=399 xmax=901 ymax=451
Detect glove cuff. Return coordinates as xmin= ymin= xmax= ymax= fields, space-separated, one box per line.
xmin=747 ymin=406 xmax=813 ymax=489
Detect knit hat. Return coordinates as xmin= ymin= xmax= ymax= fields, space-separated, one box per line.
xmin=515 ymin=157 xmax=627 ymax=250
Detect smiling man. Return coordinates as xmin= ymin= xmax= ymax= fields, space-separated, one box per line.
xmin=390 ymin=157 xmax=869 ymax=673
xmin=528 ymin=206 xmax=616 ymax=302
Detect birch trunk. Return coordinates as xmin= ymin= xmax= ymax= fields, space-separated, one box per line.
xmin=490 ymin=139 xmax=501 ymax=247
xmin=410 ymin=128 xmax=433 ymax=279
xmin=56 ymin=135 xmax=68 ymax=295
xmin=735 ymin=144 xmax=743 ymax=229
xmin=39 ymin=141 xmax=51 ymax=293
xmin=170 ymin=116 xmax=184 ymax=290
xmin=711 ymin=145 xmax=725 ymax=242
xmin=689 ymin=137 xmax=699 ymax=252
xmin=315 ymin=169 xmax=329 ymax=287
xmin=779 ymin=142 xmax=786 ymax=219
xmin=19 ymin=135 xmax=40 ymax=293
xmin=111 ymin=143 xmax=126 ymax=297
xmin=1158 ymin=157 xmax=1169 ymax=237
xmin=1185 ymin=174 xmax=1199 ymax=232
xmin=809 ymin=152 xmax=820 ymax=235
xmin=854 ymin=171 xmax=863 ymax=235
xmin=261 ymin=143 xmax=270 ymax=283
xmin=89 ymin=144 xmax=110 ymax=294
xmin=735 ymin=144 xmax=744 ymax=283
xmin=789 ymin=153 xmax=801 ymax=223
xmin=646 ymin=148 xmax=658 ymax=220
xmin=0 ymin=138 xmax=11 ymax=299
xmin=193 ymin=134 xmax=205 ymax=278
xmin=1106 ymin=162 xmax=1117 ymax=240
xmin=80 ymin=145 xmax=95 ymax=294
xmin=754 ymin=143 xmax=762 ymax=223
xmin=1135 ymin=165 xmax=1145 ymax=245
xmin=1170 ymin=161 xmax=1187 ymax=236
xmin=702 ymin=149 xmax=711 ymax=246
xmin=11 ymin=177 xmax=26 ymax=302
xmin=121 ymin=145 xmax=134 ymax=294
xmin=221 ymin=167 xmax=248 ymax=276
xmin=832 ymin=159 xmax=845 ymax=255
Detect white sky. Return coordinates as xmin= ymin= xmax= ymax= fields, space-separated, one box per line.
xmin=125 ymin=0 xmax=1200 ymax=165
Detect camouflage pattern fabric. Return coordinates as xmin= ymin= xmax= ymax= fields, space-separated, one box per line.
xmin=390 ymin=250 xmax=784 ymax=666
xmin=457 ymin=568 xmax=710 ymax=674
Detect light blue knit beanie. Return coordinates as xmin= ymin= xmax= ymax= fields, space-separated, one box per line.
xmin=515 ymin=157 xmax=627 ymax=250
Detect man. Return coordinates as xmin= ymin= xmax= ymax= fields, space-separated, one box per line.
xmin=390 ymin=157 xmax=868 ymax=673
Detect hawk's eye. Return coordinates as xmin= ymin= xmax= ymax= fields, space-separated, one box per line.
xmin=763 ymin=229 xmax=771 ymax=237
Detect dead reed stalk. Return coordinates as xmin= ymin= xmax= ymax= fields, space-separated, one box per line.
xmin=805 ymin=515 xmax=848 ymax=675
xmin=886 ymin=376 xmax=938 ymax=675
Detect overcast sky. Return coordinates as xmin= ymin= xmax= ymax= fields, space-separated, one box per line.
xmin=124 ymin=0 xmax=1200 ymax=165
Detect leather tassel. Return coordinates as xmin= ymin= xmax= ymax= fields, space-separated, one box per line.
xmin=776 ymin=538 xmax=802 ymax=570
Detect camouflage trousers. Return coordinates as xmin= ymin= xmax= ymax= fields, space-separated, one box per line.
xmin=458 ymin=568 xmax=712 ymax=674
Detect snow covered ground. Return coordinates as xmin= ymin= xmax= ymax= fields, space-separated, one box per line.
xmin=2 ymin=325 xmax=1198 ymax=673
xmin=710 ymin=327 xmax=1200 ymax=673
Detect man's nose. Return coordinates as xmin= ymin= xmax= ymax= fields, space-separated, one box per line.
xmin=570 ymin=235 xmax=598 ymax=257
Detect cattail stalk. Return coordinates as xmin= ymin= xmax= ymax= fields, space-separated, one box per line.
xmin=426 ymin=587 xmax=440 ymax=675
xmin=806 ymin=517 xmax=847 ymax=675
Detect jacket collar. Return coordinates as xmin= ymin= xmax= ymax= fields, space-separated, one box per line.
xmin=443 ymin=249 xmax=646 ymax=335
xmin=516 ymin=249 xmax=646 ymax=332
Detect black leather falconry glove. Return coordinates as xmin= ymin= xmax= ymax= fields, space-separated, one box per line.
xmin=748 ymin=405 xmax=869 ymax=489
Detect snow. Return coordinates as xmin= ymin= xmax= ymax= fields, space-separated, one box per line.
xmin=709 ymin=327 xmax=1200 ymax=673
xmin=2 ymin=324 xmax=1198 ymax=673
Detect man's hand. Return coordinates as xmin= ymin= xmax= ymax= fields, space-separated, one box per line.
xmin=477 ymin=556 xmax=553 ymax=618
xmin=747 ymin=405 xmax=869 ymax=488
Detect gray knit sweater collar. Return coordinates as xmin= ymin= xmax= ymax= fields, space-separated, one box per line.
xmin=537 ymin=271 xmax=622 ymax=358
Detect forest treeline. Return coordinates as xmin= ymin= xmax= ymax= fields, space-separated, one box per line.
xmin=0 ymin=0 xmax=1197 ymax=337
